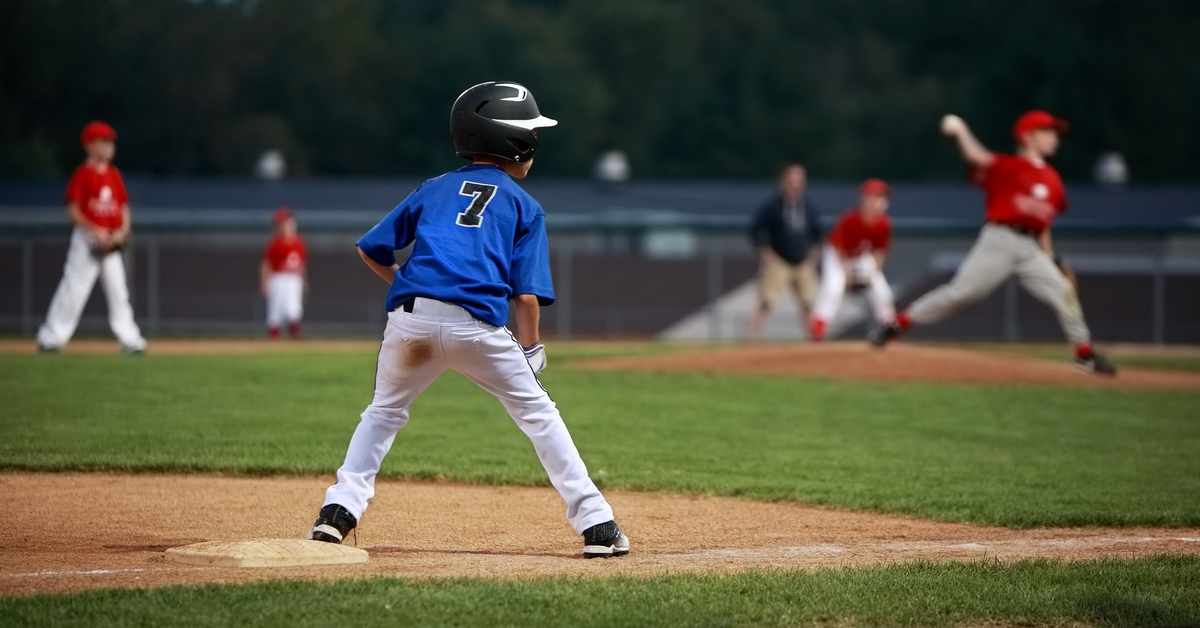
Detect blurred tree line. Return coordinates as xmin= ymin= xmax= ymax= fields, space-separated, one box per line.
xmin=2 ymin=0 xmax=1198 ymax=181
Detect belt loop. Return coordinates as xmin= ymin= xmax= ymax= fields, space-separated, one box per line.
xmin=401 ymin=298 xmax=414 ymax=313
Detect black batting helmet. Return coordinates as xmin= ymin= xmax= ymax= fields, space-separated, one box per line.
xmin=450 ymin=81 xmax=558 ymax=163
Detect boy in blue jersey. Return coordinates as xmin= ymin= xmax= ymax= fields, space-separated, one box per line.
xmin=307 ymin=82 xmax=629 ymax=558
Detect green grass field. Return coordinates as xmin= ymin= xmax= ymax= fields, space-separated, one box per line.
xmin=2 ymin=349 xmax=1197 ymax=527
xmin=3 ymin=344 xmax=1199 ymax=626
xmin=2 ymin=557 xmax=1198 ymax=628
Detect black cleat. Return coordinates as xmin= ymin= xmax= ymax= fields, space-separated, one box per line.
xmin=308 ymin=503 xmax=358 ymax=544
xmin=582 ymin=520 xmax=630 ymax=558
xmin=1076 ymin=351 xmax=1118 ymax=376
xmin=868 ymin=321 xmax=903 ymax=347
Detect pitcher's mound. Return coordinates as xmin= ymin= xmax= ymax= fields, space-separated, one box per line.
xmin=164 ymin=539 xmax=369 ymax=568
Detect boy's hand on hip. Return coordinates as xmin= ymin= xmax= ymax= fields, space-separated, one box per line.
xmin=523 ymin=343 xmax=547 ymax=374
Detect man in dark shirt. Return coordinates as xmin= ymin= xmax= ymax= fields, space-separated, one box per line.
xmin=747 ymin=163 xmax=822 ymax=339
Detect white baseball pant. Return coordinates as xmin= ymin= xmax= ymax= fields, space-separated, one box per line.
xmin=812 ymin=245 xmax=895 ymax=326
xmin=36 ymin=227 xmax=146 ymax=350
xmin=322 ymin=297 xmax=615 ymax=534
xmin=266 ymin=273 xmax=304 ymax=328
xmin=906 ymin=224 xmax=1091 ymax=345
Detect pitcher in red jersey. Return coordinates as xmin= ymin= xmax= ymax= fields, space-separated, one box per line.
xmin=868 ymin=111 xmax=1116 ymax=375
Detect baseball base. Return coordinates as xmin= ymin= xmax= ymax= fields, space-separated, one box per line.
xmin=164 ymin=539 xmax=369 ymax=568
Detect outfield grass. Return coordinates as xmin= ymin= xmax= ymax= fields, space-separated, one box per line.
xmin=2 ymin=349 xmax=1196 ymax=527
xmin=2 ymin=556 xmax=1198 ymax=627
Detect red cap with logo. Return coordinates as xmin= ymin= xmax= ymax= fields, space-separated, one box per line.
xmin=273 ymin=207 xmax=295 ymax=226
xmin=81 ymin=121 xmax=118 ymax=146
xmin=859 ymin=178 xmax=890 ymax=197
xmin=1013 ymin=110 xmax=1068 ymax=140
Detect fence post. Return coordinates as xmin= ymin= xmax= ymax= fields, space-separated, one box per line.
xmin=21 ymin=238 xmax=34 ymax=335
xmin=146 ymin=236 xmax=160 ymax=335
xmin=556 ymin=245 xmax=573 ymax=339
xmin=1003 ymin=278 xmax=1019 ymax=341
xmin=707 ymin=244 xmax=723 ymax=341
xmin=1152 ymin=249 xmax=1166 ymax=345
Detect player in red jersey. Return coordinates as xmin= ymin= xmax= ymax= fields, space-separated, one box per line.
xmin=261 ymin=207 xmax=308 ymax=339
xmin=868 ymin=111 xmax=1116 ymax=374
xmin=36 ymin=121 xmax=147 ymax=353
xmin=809 ymin=178 xmax=896 ymax=341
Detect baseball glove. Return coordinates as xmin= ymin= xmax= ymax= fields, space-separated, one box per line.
xmin=848 ymin=268 xmax=872 ymax=292
xmin=90 ymin=231 xmax=130 ymax=256
xmin=1053 ymin=254 xmax=1078 ymax=290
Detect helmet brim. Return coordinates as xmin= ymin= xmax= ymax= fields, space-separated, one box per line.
xmin=492 ymin=115 xmax=558 ymax=130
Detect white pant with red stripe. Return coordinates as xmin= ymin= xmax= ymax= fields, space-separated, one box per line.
xmin=322 ymin=297 xmax=614 ymax=534
xmin=812 ymin=245 xmax=895 ymax=328
xmin=36 ymin=228 xmax=146 ymax=351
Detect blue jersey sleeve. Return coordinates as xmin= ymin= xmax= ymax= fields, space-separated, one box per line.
xmin=357 ymin=199 xmax=418 ymax=267
xmin=510 ymin=208 xmax=555 ymax=305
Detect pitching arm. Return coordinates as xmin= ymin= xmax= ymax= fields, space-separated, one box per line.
xmin=941 ymin=115 xmax=994 ymax=169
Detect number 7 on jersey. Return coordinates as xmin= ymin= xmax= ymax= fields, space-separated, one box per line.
xmin=457 ymin=181 xmax=498 ymax=227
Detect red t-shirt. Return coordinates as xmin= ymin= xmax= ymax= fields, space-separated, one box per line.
xmin=828 ymin=209 xmax=892 ymax=256
xmin=64 ymin=162 xmax=128 ymax=231
xmin=264 ymin=235 xmax=307 ymax=274
xmin=972 ymin=153 xmax=1067 ymax=234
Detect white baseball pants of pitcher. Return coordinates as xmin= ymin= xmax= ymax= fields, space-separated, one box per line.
xmin=812 ymin=245 xmax=895 ymax=325
xmin=322 ymin=297 xmax=615 ymax=534
xmin=906 ymin=224 xmax=1090 ymax=345
xmin=37 ymin=228 xmax=146 ymax=350
xmin=266 ymin=273 xmax=304 ymax=328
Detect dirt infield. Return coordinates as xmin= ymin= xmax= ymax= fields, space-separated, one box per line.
xmin=581 ymin=342 xmax=1200 ymax=389
xmin=6 ymin=339 xmax=1196 ymax=389
xmin=3 ymin=472 xmax=1198 ymax=597
xmin=3 ymin=341 xmax=1197 ymax=597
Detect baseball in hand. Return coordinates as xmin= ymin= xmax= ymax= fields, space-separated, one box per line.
xmin=940 ymin=114 xmax=965 ymax=136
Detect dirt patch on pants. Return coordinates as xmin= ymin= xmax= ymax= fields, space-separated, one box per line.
xmin=3 ymin=472 xmax=1197 ymax=597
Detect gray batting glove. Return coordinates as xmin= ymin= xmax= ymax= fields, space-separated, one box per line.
xmin=523 ymin=342 xmax=547 ymax=374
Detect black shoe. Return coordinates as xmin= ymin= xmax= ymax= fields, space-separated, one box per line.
xmin=1076 ymin=351 xmax=1118 ymax=376
xmin=868 ymin=321 xmax=902 ymax=347
xmin=582 ymin=520 xmax=630 ymax=558
xmin=36 ymin=343 xmax=60 ymax=353
xmin=308 ymin=504 xmax=357 ymax=544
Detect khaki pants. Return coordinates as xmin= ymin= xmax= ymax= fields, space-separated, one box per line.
xmin=757 ymin=252 xmax=817 ymax=312
xmin=907 ymin=224 xmax=1090 ymax=345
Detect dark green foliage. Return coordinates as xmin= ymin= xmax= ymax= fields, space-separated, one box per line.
xmin=2 ymin=0 xmax=1199 ymax=180
xmin=3 ymin=557 xmax=1200 ymax=627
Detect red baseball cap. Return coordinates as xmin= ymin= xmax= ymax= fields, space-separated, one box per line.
xmin=272 ymin=207 xmax=295 ymax=225
xmin=1013 ymin=110 xmax=1068 ymax=139
xmin=859 ymin=178 xmax=890 ymax=197
xmin=81 ymin=121 xmax=117 ymax=146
